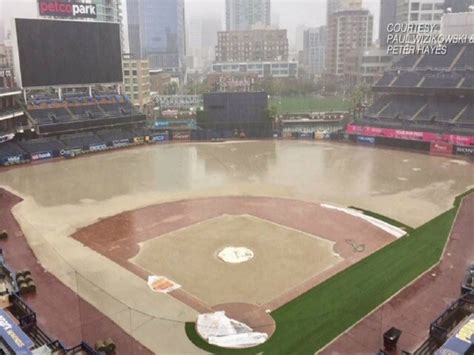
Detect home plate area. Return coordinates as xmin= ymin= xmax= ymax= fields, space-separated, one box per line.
xmin=72 ymin=196 xmax=400 ymax=348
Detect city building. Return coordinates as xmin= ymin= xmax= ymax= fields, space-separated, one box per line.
xmin=149 ymin=70 xmax=173 ymax=94
xmin=0 ymin=61 xmax=26 ymax=144
xmin=0 ymin=44 xmax=14 ymax=70
xmin=326 ymin=9 xmax=373 ymax=77
xmin=122 ymin=56 xmax=151 ymax=111
xmin=302 ymin=27 xmax=326 ymax=75
xmin=207 ymin=72 xmax=258 ymax=92
xmin=344 ymin=48 xmax=393 ymax=85
xmin=211 ymin=61 xmax=298 ymax=79
xmin=95 ymin=0 xmax=126 ymax=51
xmin=444 ymin=0 xmax=474 ymax=12
xmin=215 ymin=29 xmax=288 ymax=62
xmin=395 ymin=0 xmax=445 ymax=27
xmin=441 ymin=11 xmax=474 ymax=36
xmin=379 ymin=0 xmax=398 ymax=48
xmin=326 ymin=0 xmax=362 ymax=23
xmin=127 ymin=0 xmax=186 ymax=73
xmin=225 ymin=0 xmax=271 ymax=31
xmin=295 ymin=25 xmax=309 ymax=53
xmin=187 ymin=18 xmax=222 ymax=70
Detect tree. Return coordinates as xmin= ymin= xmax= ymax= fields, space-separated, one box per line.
xmin=163 ymin=82 xmax=179 ymax=95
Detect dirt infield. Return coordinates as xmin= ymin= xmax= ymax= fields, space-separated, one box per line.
xmin=320 ymin=193 xmax=474 ymax=354
xmin=73 ymin=196 xmax=398 ymax=315
xmin=0 ymin=188 xmax=152 ymax=354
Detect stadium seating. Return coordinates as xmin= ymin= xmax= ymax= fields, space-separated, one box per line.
xmin=97 ymin=128 xmax=134 ymax=143
xmin=393 ymin=54 xmax=420 ymax=69
xmin=421 ymin=73 xmax=463 ymax=88
xmin=453 ymin=45 xmax=474 ymax=70
xmin=415 ymin=101 xmax=466 ymax=122
xmin=68 ymin=105 xmax=103 ymax=119
xmin=379 ymin=96 xmax=427 ymax=120
xmin=130 ymin=127 xmax=156 ymax=137
xmin=0 ymin=142 xmax=27 ymax=159
xmin=29 ymin=108 xmax=71 ymax=124
xmin=461 ymin=74 xmax=474 ymax=89
xmin=392 ymin=72 xmax=423 ymax=87
xmin=99 ymin=102 xmax=135 ymax=116
xmin=365 ymin=95 xmax=392 ymax=116
xmin=457 ymin=104 xmax=474 ymax=126
xmin=374 ymin=72 xmax=396 ymax=87
xmin=17 ymin=138 xmax=66 ymax=154
xmin=360 ymin=42 xmax=474 ymax=138
xmin=416 ymin=45 xmax=463 ymax=70
xmin=60 ymin=132 xmax=105 ymax=149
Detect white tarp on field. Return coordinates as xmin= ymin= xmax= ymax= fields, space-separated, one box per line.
xmin=147 ymin=275 xmax=181 ymax=293
xmin=217 ymin=246 xmax=254 ymax=264
xmin=197 ymin=311 xmax=268 ymax=348
xmin=321 ymin=204 xmax=407 ymax=238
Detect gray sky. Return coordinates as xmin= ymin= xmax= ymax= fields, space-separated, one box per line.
xmin=1 ymin=0 xmax=381 ymax=46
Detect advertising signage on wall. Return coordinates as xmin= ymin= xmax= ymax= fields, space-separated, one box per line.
xmin=454 ymin=145 xmax=474 ymax=155
xmin=346 ymin=125 xmax=474 ymax=146
xmin=430 ymin=142 xmax=453 ymax=155
xmin=38 ymin=0 xmax=97 ymax=19
xmin=0 ymin=309 xmax=34 ymax=354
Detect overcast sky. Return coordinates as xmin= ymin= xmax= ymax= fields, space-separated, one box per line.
xmin=0 ymin=0 xmax=381 ymax=46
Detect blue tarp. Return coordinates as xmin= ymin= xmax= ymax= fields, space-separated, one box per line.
xmin=0 ymin=309 xmax=33 ymax=354
xmin=435 ymin=315 xmax=474 ymax=355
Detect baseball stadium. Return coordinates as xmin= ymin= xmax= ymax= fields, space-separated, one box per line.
xmin=0 ymin=15 xmax=473 ymax=355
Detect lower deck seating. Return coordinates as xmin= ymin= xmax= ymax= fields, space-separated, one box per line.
xmin=29 ymin=108 xmax=71 ymax=124
xmin=60 ymin=132 xmax=104 ymax=148
xmin=96 ymin=128 xmax=134 ymax=143
xmin=378 ymin=96 xmax=427 ymax=120
xmin=68 ymin=105 xmax=103 ymax=119
xmin=0 ymin=142 xmax=26 ymax=158
xmin=416 ymin=101 xmax=467 ymax=122
xmin=17 ymin=138 xmax=66 ymax=153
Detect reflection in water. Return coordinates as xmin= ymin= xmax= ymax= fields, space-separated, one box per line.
xmin=0 ymin=141 xmax=472 ymax=225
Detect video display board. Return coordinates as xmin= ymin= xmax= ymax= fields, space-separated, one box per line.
xmin=16 ymin=18 xmax=123 ymax=87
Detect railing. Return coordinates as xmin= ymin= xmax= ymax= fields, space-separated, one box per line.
xmin=9 ymin=293 xmax=37 ymax=328
xmin=429 ymin=292 xmax=474 ymax=344
xmin=67 ymin=342 xmax=99 ymax=355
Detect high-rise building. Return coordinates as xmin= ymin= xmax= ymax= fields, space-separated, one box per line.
xmin=326 ymin=0 xmax=362 ymax=23
xmin=95 ymin=0 xmax=122 ymax=23
xmin=379 ymin=0 xmax=397 ymax=48
xmin=215 ymin=29 xmax=288 ymax=62
xmin=396 ymin=0 xmax=445 ymax=26
xmin=122 ymin=56 xmax=151 ymax=111
xmin=127 ymin=0 xmax=186 ymax=72
xmin=187 ymin=18 xmax=203 ymax=52
xmin=302 ymin=27 xmax=326 ymax=75
xmin=441 ymin=11 xmax=474 ymax=36
xmin=344 ymin=48 xmax=393 ymax=85
xmin=444 ymin=0 xmax=474 ymax=12
xmin=187 ymin=18 xmax=221 ymax=70
xmin=326 ymin=9 xmax=373 ymax=77
xmin=94 ymin=0 xmax=126 ymax=51
xmin=225 ymin=0 xmax=271 ymax=31
xmin=295 ymin=25 xmax=309 ymax=52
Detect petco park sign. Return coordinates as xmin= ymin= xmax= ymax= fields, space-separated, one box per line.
xmin=38 ymin=1 xmax=97 ymax=19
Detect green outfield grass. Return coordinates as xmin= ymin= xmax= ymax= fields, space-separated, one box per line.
xmin=185 ymin=190 xmax=472 ymax=354
xmin=269 ymin=95 xmax=351 ymax=114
